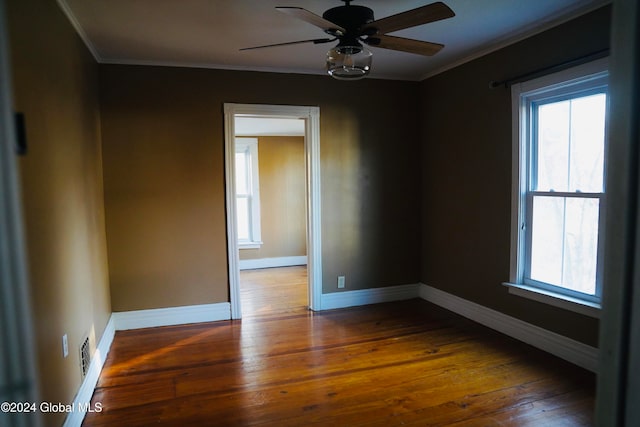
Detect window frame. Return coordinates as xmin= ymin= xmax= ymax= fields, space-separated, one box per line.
xmin=235 ymin=137 xmax=262 ymax=249
xmin=505 ymin=58 xmax=609 ymax=317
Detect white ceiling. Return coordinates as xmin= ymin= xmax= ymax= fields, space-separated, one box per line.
xmin=59 ymin=0 xmax=611 ymax=81
xmin=235 ymin=117 xmax=305 ymax=136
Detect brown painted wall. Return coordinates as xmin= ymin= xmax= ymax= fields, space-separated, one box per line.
xmin=419 ymin=6 xmax=611 ymax=347
xmin=239 ymin=136 xmax=306 ymax=261
xmin=7 ymin=0 xmax=111 ymax=424
xmin=100 ymin=66 xmax=422 ymax=310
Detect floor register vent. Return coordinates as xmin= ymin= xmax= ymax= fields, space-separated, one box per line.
xmin=80 ymin=336 xmax=90 ymax=379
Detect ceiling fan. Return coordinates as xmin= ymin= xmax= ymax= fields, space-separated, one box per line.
xmin=241 ymin=1 xmax=455 ymax=80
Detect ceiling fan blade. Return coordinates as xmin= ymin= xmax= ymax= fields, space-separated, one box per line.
xmin=364 ymin=34 xmax=444 ymax=56
xmin=240 ymin=38 xmax=334 ymax=51
xmin=362 ymin=2 xmax=454 ymax=35
xmin=276 ymin=7 xmax=346 ymax=35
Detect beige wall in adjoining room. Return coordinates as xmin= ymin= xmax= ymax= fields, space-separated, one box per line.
xmin=239 ymin=136 xmax=307 ymax=261
xmin=7 ymin=0 xmax=111 ymax=424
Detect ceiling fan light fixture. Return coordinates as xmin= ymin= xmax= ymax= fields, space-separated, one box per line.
xmin=245 ymin=2 xmax=455 ymax=80
xmin=326 ymin=43 xmax=372 ymax=80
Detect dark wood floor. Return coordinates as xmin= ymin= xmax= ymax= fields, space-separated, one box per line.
xmin=83 ymin=266 xmax=595 ymax=426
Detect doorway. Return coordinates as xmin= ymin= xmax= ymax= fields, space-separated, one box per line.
xmin=223 ymin=104 xmax=322 ymax=319
xmin=235 ymin=117 xmax=307 ymax=315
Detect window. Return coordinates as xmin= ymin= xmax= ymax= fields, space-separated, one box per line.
xmin=235 ymin=138 xmax=262 ymax=248
xmin=507 ymin=59 xmax=608 ymax=316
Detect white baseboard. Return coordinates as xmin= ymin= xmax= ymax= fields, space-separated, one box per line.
xmin=321 ymin=283 xmax=420 ymax=310
xmin=113 ymin=302 xmax=231 ymax=330
xmin=63 ymin=314 xmax=116 ymax=427
xmin=239 ymin=256 xmax=307 ymax=270
xmin=63 ymin=302 xmax=230 ymax=426
xmin=419 ymin=284 xmax=599 ymax=372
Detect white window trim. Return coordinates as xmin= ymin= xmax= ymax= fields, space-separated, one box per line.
xmin=235 ymin=137 xmax=262 ymax=249
xmin=505 ymin=57 xmax=609 ymax=318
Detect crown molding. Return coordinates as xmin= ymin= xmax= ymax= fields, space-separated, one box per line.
xmin=57 ymin=0 xmax=102 ymax=62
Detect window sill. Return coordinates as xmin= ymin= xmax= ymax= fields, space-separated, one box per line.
xmin=239 ymin=242 xmax=263 ymax=250
xmin=502 ymin=282 xmax=601 ymax=319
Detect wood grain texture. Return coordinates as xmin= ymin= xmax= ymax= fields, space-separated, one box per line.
xmin=239 ymin=266 xmax=308 ymax=316
xmin=83 ymin=267 xmax=594 ymax=426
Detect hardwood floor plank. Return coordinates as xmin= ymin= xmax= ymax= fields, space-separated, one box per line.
xmin=239 ymin=266 xmax=308 ymax=316
xmin=83 ymin=267 xmax=594 ymax=426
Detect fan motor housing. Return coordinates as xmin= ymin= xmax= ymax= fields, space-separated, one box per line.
xmin=322 ymin=5 xmax=374 ymax=33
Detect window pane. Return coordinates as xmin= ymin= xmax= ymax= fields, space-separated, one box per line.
xmin=569 ymin=94 xmax=606 ymax=192
xmin=563 ymin=197 xmax=599 ymax=294
xmin=235 ymin=152 xmax=248 ymax=194
xmin=236 ymin=197 xmax=250 ymax=240
xmin=530 ymin=195 xmax=599 ymax=295
xmin=530 ymin=196 xmax=564 ymax=285
xmin=537 ymin=101 xmax=570 ymax=192
xmin=535 ymin=93 xmax=606 ymax=193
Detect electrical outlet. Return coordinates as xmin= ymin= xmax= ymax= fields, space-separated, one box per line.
xmin=337 ymin=275 xmax=346 ymax=289
xmin=62 ymin=334 xmax=69 ymax=358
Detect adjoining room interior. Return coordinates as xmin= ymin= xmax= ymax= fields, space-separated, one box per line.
xmin=1 ymin=0 xmax=639 ymax=426
xmin=232 ymin=115 xmax=310 ymax=316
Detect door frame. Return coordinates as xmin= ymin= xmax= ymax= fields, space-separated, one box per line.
xmin=224 ymin=103 xmax=322 ymax=319
xmin=595 ymin=0 xmax=640 ymax=424
xmin=0 ymin=0 xmax=42 ymax=422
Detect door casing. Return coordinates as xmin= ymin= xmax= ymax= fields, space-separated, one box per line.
xmin=223 ymin=103 xmax=322 ymax=318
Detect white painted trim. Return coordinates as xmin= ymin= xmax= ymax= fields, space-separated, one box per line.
xmin=419 ymin=284 xmax=599 ymax=372
xmin=112 ymin=303 xmax=231 ymax=331
xmin=320 ymin=284 xmax=420 ymax=311
xmin=504 ymin=282 xmax=601 ymax=318
xmin=224 ymin=104 xmax=322 ymax=317
xmin=509 ymin=79 xmax=527 ymax=285
xmin=305 ymin=107 xmax=323 ymax=312
xmin=56 ymin=0 xmax=101 ymax=62
xmin=239 ymin=256 xmax=307 ymax=270
xmin=224 ymin=107 xmax=243 ymax=319
xmin=238 ymin=242 xmax=263 ymax=249
xmin=236 ymin=137 xmax=262 ymax=246
xmin=509 ymin=60 xmax=610 ymax=286
xmin=62 ymin=315 xmax=115 ymax=427
xmin=508 ymin=58 xmax=609 ymax=309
